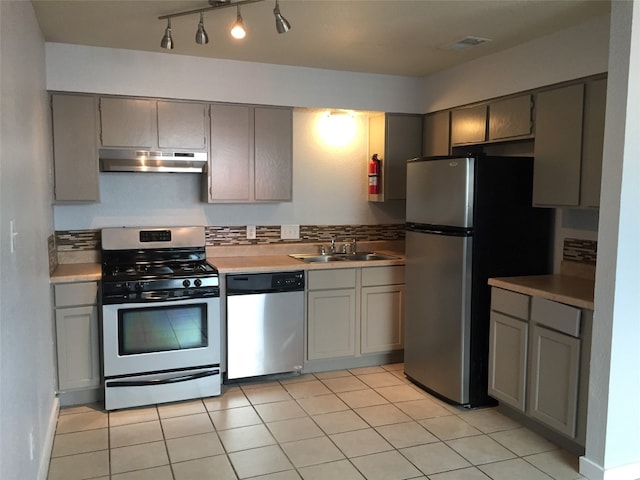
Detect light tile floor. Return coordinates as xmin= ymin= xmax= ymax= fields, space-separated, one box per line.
xmin=47 ymin=364 xmax=586 ymax=480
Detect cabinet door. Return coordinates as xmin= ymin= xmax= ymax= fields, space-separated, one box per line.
xmin=580 ymin=79 xmax=607 ymax=208
xmin=532 ymin=84 xmax=584 ymax=206
xmin=100 ymin=97 xmax=156 ymax=148
xmin=361 ymin=285 xmax=404 ymax=353
xmin=254 ymin=107 xmax=292 ymax=201
xmin=307 ymin=289 xmax=356 ymax=360
xmin=385 ymin=114 xmax=423 ymax=200
xmin=157 ymin=101 xmax=208 ymax=150
xmin=55 ymin=305 xmax=100 ymax=390
xmin=488 ymin=312 xmax=528 ymax=411
xmin=423 ymin=110 xmax=450 ymax=157
xmin=451 ymin=104 xmax=487 ymax=145
xmin=51 ymin=94 xmax=100 ymax=202
xmin=209 ymin=104 xmax=251 ymax=202
xmin=528 ymin=324 xmax=580 ymax=437
xmin=488 ymin=95 xmax=533 ymax=141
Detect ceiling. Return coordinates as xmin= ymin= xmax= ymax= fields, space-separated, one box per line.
xmin=32 ymin=0 xmax=610 ymax=78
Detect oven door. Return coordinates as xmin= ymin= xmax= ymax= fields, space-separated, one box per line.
xmin=102 ymin=296 xmax=221 ymax=378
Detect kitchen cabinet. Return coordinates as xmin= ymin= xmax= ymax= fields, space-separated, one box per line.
xmin=451 ymin=104 xmax=487 ymax=145
xmin=488 ymin=95 xmax=533 ymax=141
xmin=50 ymin=93 xmax=100 ymax=202
xmin=205 ymin=104 xmax=292 ymax=203
xmin=307 ymin=269 xmax=357 ymax=360
xmin=422 ymin=110 xmax=450 ymax=157
xmin=528 ymin=296 xmax=581 ymax=438
xmin=361 ymin=266 xmax=404 ymax=354
xmin=306 ymin=266 xmax=405 ymax=362
xmin=488 ymin=287 xmax=592 ymax=446
xmin=488 ymin=288 xmax=530 ymax=412
xmin=53 ymin=281 xmax=100 ymax=393
xmin=99 ymin=97 xmax=208 ymax=151
xmin=368 ymin=113 xmax=422 ymax=201
xmin=532 ymin=78 xmax=606 ymax=207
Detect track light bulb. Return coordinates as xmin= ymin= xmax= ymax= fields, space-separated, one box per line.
xmin=160 ymin=18 xmax=174 ymax=49
xmin=196 ymin=12 xmax=209 ymax=44
xmin=274 ymin=0 xmax=291 ymax=34
xmin=230 ymin=6 xmax=246 ymax=39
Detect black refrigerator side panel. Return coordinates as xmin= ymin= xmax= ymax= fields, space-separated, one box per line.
xmin=468 ymin=156 xmax=553 ymax=407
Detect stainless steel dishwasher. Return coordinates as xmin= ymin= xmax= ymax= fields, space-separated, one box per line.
xmin=226 ymin=271 xmax=305 ymax=380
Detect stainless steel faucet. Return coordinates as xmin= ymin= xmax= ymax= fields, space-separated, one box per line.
xmin=341 ymin=238 xmax=357 ymax=254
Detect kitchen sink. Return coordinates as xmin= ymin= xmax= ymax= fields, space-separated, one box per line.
xmin=289 ymin=252 xmax=399 ymax=263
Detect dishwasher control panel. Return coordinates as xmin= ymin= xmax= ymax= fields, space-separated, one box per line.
xmin=227 ymin=271 xmax=304 ymax=294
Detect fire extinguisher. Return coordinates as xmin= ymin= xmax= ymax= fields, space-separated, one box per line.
xmin=369 ymin=154 xmax=381 ymax=194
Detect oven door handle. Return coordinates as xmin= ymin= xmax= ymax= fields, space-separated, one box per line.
xmin=106 ymin=368 xmax=220 ymax=388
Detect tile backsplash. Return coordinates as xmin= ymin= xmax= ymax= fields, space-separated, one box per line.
xmin=563 ymin=238 xmax=597 ymax=265
xmin=55 ymin=224 xmax=406 ymax=251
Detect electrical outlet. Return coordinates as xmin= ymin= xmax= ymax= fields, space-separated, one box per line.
xmin=281 ymin=225 xmax=300 ymax=240
xmin=246 ymin=225 xmax=256 ymax=240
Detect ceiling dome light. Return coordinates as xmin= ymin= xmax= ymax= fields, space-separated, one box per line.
xmin=195 ymin=12 xmax=209 ymax=44
xmin=230 ymin=6 xmax=246 ymax=39
xmin=160 ymin=18 xmax=174 ymax=49
xmin=274 ymin=0 xmax=291 ymax=34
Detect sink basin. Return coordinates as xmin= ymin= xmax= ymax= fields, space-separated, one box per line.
xmin=289 ymin=252 xmax=398 ymax=263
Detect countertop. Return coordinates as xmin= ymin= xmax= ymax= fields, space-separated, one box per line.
xmin=488 ymin=274 xmax=595 ymax=310
xmin=50 ymin=263 xmax=102 ymax=284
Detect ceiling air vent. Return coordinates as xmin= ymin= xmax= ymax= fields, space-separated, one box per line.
xmin=441 ymin=36 xmax=492 ymax=51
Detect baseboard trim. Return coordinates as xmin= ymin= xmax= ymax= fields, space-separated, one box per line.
xmin=580 ymin=456 xmax=640 ymax=480
xmin=38 ymin=396 xmax=59 ymax=480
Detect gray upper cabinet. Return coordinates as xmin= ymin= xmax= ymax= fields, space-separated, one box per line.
xmin=422 ymin=110 xmax=450 ymax=157
xmin=533 ymin=79 xmax=606 ymax=207
xmin=368 ymin=113 xmax=422 ymax=201
xmin=451 ymin=104 xmax=487 ymax=145
xmin=100 ymin=97 xmax=156 ymax=148
xmin=157 ymin=101 xmax=208 ymax=151
xmin=488 ymin=95 xmax=533 ymax=141
xmin=100 ymin=97 xmax=208 ymax=151
xmin=206 ymin=104 xmax=292 ymax=203
xmin=50 ymin=93 xmax=100 ymax=202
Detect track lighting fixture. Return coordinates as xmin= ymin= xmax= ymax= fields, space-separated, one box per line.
xmin=195 ymin=12 xmax=209 ymax=44
xmin=230 ymin=6 xmax=246 ymax=39
xmin=160 ymin=18 xmax=174 ymax=50
xmin=158 ymin=0 xmax=290 ymax=50
xmin=274 ymin=0 xmax=291 ymax=34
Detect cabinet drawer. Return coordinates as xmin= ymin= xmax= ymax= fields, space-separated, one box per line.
xmin=307 ymin=269 xmax=356 ymax=290
xmin=491 ymin=288 xmax=530 ymax=320
xmin=361 ymin=266 xmax=405 ymax=286
xmin=531 ymin=296 xmax=581 ymax=337
xmin=54 ymin=282 xmax=99 ymax=307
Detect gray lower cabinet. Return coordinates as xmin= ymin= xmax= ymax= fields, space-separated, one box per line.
xmin=532 ymin=78 xmax=606 ymax=207
xmin=368 ymin=113 xmax=423 ymax=201
xmin=489 ymin=288 xmax=590 ymax=445
xmin=50 ymin=93 xmax=100 ymax=202
xmin=53 ymin=282 xmax=100 ymax=393
xmin=306 ymin=266 xmax=405 ymax=361
xmin=206 ymin=104 xmax=292 ymax=203
xmin=307 ymin=269 xmax=357 ymax=360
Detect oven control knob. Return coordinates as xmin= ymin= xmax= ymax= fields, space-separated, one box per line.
xmin=135 ymin=282 xmax=144 ymax=291
xmin=183 ymin=279 xmax=191 ymax=288
xmin=194 ymin=279 xmax=202 ymax=287
xmin=123 ymin=282 xmax=132 ymax=292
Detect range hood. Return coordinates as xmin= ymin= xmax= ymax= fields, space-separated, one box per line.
xmin=99 ymin=149 xmax=207 ymax=173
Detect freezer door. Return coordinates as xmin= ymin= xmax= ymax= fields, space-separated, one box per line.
xmin=406 ymin=157 xmax=474 ymax=228
xmin=403 ymin=229 xmax=472 ymax=404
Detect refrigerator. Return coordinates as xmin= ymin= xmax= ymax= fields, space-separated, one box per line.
xmin=403 ymin=155 xmax=552 ymax=407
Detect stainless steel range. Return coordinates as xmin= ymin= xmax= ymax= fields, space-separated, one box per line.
xmin=101 ymin=226 xmax=221 ymax=410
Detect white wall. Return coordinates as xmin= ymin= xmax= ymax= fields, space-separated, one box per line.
xmin=421 ymin=14 xmax=610 ymax=112
xmin=0 ymin=2 xmax=57 ymax=479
